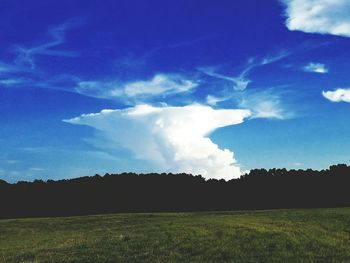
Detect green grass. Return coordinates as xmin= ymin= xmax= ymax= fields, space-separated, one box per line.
xmin=1 ymin=208 xmax=350 ymax=263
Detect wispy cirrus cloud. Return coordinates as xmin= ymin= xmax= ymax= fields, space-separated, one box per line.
xmin=199 ymin=51 xmax=289 ymax=92
xmin=303 ymin=62 xmax=328 ymax=74
xmin=282 ymin=0 xmax=350 ymax=37
xmin=124 ymin=74 xmax=197 ymax=97
xmin=200 ymin=51 xmax=293 ymax=120
xmin=75 ymin=73 xmax=198 ymax=100
xmin=0 ymin=159 xmax=20 ymax=165
xmin=12 ymin=22 xmax=80 ymax=69
xmin=0 ymin=78 xmax=26 ymax=86
xmin=0 ymin=22 xmax=82 ymax=91
xmin=64 ymin=104 xmax=251 ymax=180
xmin=237 ymin=89 xmax=292 ymax=120
xmin=206 ymin=95 xmax=232 ymax=106
xmin=199 ymin=66 xmax=251 ymax=91
xmin=323 ymin=88 xmax=350 ymax=103
xmin=0 ymin=62 xmax=18 ymax=74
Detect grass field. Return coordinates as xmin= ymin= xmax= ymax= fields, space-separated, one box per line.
xmin=1 ymin=208 xmax=350 ymax=263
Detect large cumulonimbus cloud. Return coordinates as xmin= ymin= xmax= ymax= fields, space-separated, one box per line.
xmin=64 ymin=104 xmax=251 ymax=180
xmin=282 ymin=0 xmax=350 ymax=37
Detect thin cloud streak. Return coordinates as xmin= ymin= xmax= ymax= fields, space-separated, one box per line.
xmin=12 ymin=22 xmax=80 ymax=69
xmin=199 ymin=50 xmax=290 ymax=92
xmin=303 ymin=62 xmax=328 ymax=74
xmin=75 ymin=73 xmax=198 ymax=101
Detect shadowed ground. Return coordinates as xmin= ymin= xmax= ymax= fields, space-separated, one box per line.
xmin=1 ymin=208 xmax=350 ymax=263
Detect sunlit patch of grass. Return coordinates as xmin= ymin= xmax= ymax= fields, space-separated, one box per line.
xmin=1 ymin=208 xmax=350 ymax=262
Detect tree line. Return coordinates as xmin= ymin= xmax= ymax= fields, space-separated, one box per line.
xmin=0 ymin=164 xmax=349 ymax=218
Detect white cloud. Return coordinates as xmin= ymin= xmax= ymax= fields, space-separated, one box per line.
xmin=64 ymin=104 xmax=251 ymax=180
xmin=124 ymin=74 xmax=197 ymax=97
xmin=260 ymin=50 xmax=290 ymax=65
xmin=238 ymin=90 xmax=291 ymax=120
xmin=206 ymin=95 xmax=221 ymax=106
xmin=75 ymin=81 xmax=119 ymax=99
xmin=282 ymin=0 xmax=350 ymax=37
xmin=199 ymin=66 xmax=251 ymax=91
xmin=322 ymin=88 xmax=350 ymax=102
xmin=75 ymin=74 xmax=197 ymax=100
xmin=206 ymin=90 xmax=293 ymax=120
xmin=303 ymin=62 xmax=328 ymax=74
xmin=206 ymin=95 xmax=232 ymax=106
xmin=251 ymin=100 xmax=285 ymax=119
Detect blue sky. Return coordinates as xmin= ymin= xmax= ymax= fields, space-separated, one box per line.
xmin=1 ymin=0 xmax=350 ymax=182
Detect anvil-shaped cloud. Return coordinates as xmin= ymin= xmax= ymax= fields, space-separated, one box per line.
xmin=64 ymin=104 xmax=251 ymax=180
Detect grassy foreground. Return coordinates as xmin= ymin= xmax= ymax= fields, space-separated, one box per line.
xmin=1 ymin=208 xmax=350 ymax=263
